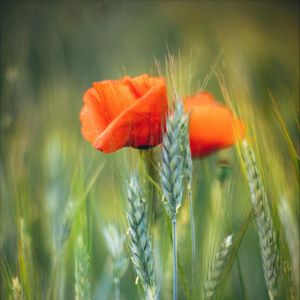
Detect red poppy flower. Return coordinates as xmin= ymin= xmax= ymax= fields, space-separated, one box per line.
xmin=184 ymin=91 xmax=245 ymax=158
xmin=80 ymin=74 xmax=168 ymax=153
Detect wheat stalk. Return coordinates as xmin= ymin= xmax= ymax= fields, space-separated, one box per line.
xmin=181 ymin=112 xmax=195 ymax=258
xmin=59 ymin=200 xmax=74 ymax=249
xmin=204 ymin=234 xmax=233 ymax=299
xmin=103 ymin=224 xmax=129 ymax=300
xmin=126 ymin=172 xmax=158 ymax=300
xmin=11 ymin=277 xmax=25 ymax=300
xmin=241 ymin=139 xmax=279 ymax=300
xmin=160 ymin=99 xmax=188 ymax=300
xmin=278 ymin=197 xmax=299 ymax=298
xmin=161 ymin=100 xmax=186 ymax=220
xmin=18 ymin=219 xmax=34 ymax=300
xmin=180 ymin=111 xmax=196 ymax=288
xmin=75 ymin=235 xmax=91 ymax=300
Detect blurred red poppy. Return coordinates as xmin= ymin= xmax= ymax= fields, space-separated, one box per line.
xmin=80 ymin=74 xmax=168 ymax=153
xmin=184 ymin=91 xmax=245 ymax=158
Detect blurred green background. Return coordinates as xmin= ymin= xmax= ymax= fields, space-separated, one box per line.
xmin=0 ymin=1 xmax=299 ymax=300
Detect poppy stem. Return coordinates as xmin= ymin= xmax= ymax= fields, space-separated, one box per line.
xmin=172 ymin=217 xmax=177 ymax=300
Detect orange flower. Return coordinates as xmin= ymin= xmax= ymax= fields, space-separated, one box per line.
xmin=184 ymin=92 xmax=245 ymax=158
xmin=80 ymin=74 xmax=168 ymax=153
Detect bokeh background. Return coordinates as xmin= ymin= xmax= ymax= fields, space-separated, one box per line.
xmin=0 ymin=1 xmax=299 ymax=300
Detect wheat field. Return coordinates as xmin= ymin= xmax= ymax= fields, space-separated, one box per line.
xmin=0 ymin=2 xmax=299 ymax=300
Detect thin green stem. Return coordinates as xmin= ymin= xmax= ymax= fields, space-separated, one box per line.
xmin=187 ymin=187 xmax=196 ymax=282
xmin=236 ymin=254 xmax=249 ymax=300
xmin=47 ymin=252 xmax=64 ymax=300
xmin=172 ymin=218 xmax=177 ymax=300
xmin=114 ymin=277 xmax=120 ymax=300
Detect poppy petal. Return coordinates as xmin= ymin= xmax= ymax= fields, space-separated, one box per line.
xmin=93 ymin=83 xmax=167 ymax=153
xmin=80 ymin=75 xmax=168 ymax=153
xmin=184 ymin=91 xmax=216 ymax=112
xmin=185 ymin=92 xmax=245 ymax=157
xmin=80 ymin=88 xmax=109 ymax=144
xmin=92 ymin=80 xmax=137 ymax=122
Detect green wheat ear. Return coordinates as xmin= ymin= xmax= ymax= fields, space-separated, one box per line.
xmin=160 ymin=100 xmax=186 ymax=219
xmin=11 ymin=277 xmax=25 ymax=300
xmin=103 ymin=224 xmax=129 ymax=300
xmin=241 ymin=139 xmax=279 ymax=300
xmin=126 ymin=172 xmax=158 ymax=300
xmin=75 ymin=235 xmax=91 ymax=300
xmin=278 ymin=197 xmax=299 ymax=299
xmin=204 ymin=234 xmax=233 ymax=299
xmin=160 ymin=98 xmax=191 ymax=300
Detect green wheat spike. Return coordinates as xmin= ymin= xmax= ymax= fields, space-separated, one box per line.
xmin=75 ymin=235 xmax=91 ymax=300
xmin=103 ymin=224 xmax=129 ymax=300
xmin=160 ymin=98 xmax=189 ymax=300
xmin=204 ymin=235 xmax=233 ymax=299
xmin=161 ymin=100 xmax=186 ymax=219
xmin=11 ymin=277 xmax=25 ymax=300
xmin=127 ymin=172 xmax=158 ymax=300
xmin=242 ymin=139 xmax=279 ymax=300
